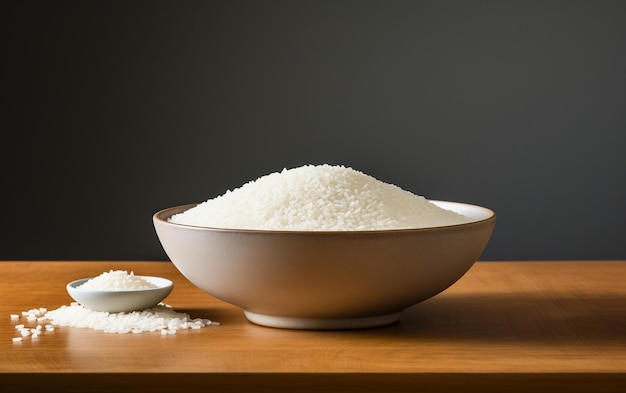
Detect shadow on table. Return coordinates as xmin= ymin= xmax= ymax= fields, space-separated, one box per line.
xmin=369 ymin=292 xmax=626 ymax=344
xmin=173 ymin=292 xmax=626 ymax=346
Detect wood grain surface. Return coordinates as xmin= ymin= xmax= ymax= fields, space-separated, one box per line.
xmin=1 ymin=261 xmax=624 ymax=392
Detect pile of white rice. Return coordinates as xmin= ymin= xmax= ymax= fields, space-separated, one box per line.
xmin=11 ymin=304 xmax=218 ymax=341
xmin=43 ymin=303 xmax=218 ymax=334
xmin=169 ymin=164 xmax=472 ymax=231
xmin=11 ymin=302 xmax=219 ymax=343
xmin=11 ymin=303 xmax=219 ymax=343
xmin=78 ymin=270 xmax=156 ymax=290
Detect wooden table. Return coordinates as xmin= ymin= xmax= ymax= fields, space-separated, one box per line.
xmin=1 ymin=261 xmax=624 ymax=392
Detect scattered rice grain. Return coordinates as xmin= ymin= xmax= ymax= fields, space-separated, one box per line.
xmin=10 ymin=279 xmax=217 ymax=342
xmin=42 ymin=303 xmax=214 ymax=334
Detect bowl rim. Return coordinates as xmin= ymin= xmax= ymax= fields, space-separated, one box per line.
xmin=153 ymin=200 xmax=496 ymax=234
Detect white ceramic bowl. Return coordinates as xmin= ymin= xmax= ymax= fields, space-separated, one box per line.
xmin=66 ymin=276 xmax=173 ymax=312
xmin=153 ymin=201 xmax=495 ymax=330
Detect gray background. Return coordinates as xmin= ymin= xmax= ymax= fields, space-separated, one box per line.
xmin=3 ymin=0 xmax=625 ymax=261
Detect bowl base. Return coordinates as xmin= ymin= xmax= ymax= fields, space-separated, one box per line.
xmin=243 ymin=311 xmax=401 ymax=330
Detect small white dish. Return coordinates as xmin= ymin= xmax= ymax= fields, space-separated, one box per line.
xmin=66 ymin=276 xmax=173 ymax=312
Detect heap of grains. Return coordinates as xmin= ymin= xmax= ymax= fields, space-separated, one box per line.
xmin=78 ymin=270 xmax=156 ymax=290
xmin=44 ymin=303 xmax=218 ymax=334
xmin=11 ymin=304 xmax=218 ymax=341
xmin=169 ymin=164 xmax=472 ymax=231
